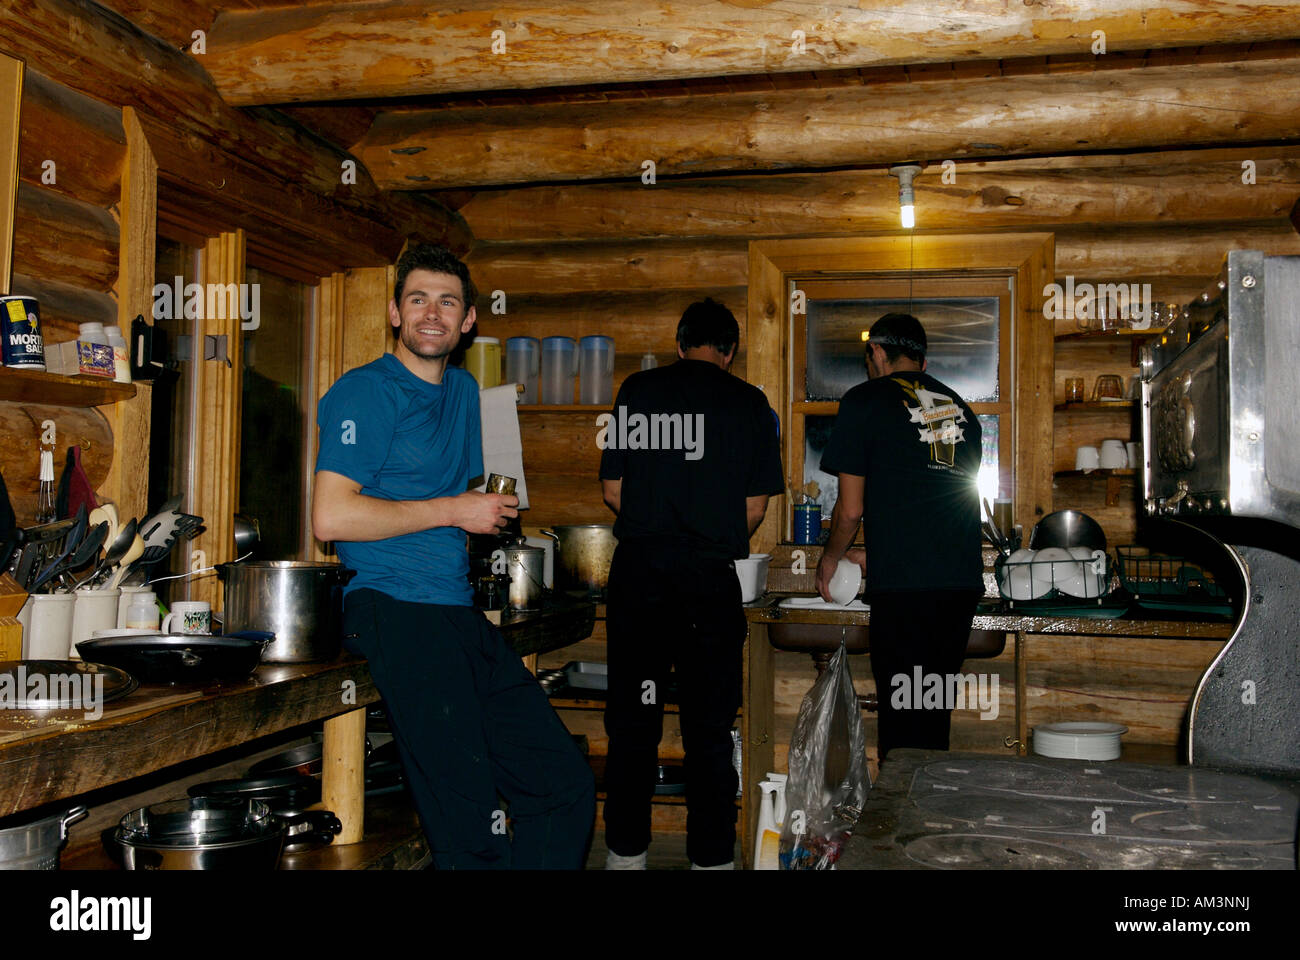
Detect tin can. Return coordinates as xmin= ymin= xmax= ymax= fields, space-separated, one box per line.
xmin=0 ymin=295 xmax=45 ymax=369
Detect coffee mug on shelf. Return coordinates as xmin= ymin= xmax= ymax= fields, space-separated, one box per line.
xmin=161 ymin=600 xmax=212 ymax=635
xmin=1099 ymin=439 xmax=1128 ymax=469
xmin=1075 ymin=446 xmax=1100 ymax=471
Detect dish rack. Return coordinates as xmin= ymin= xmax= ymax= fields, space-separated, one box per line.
xmin=1115 ymin=546 xmax=1232 ymax=614
xmin=994 ymin=551 xmax=1119 ymax=608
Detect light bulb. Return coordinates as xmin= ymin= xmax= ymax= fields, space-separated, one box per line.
xmin=900 ymin=204 xmax=915 ymax=229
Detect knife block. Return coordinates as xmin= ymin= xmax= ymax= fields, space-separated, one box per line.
xmin=0 ymin=572 xmax=27 ymax=659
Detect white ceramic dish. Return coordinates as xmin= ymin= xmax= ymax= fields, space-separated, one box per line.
xmin=827 ymin=558 xmax=862 ymax=605
xmin=1032 ymin=721 xmax=1128 ymax=760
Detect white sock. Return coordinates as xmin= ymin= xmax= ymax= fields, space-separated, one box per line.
xmin=605 ymin=849 xmax=647 ymax=870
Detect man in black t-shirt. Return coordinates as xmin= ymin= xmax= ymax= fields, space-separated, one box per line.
xmin=817 ymin=313 xmax=984 ymax=761
xmin=598 ymin=298 xmax=785 ymax=870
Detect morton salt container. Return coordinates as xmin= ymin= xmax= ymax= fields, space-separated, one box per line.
xmin=0 ymin=295 xmax=46 ymax=369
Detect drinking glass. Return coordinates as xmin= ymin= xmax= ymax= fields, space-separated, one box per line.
xmin=1092 ymin=375 xmax=1124 ymax=401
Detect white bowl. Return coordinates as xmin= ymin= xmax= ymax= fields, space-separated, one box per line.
xmin=1033 ymin=547 xmax=1075 ymax=595
xmin=1000 ymin=548 xmax=1049 ymax=600
xmin=827 ymin=558 xmax=862 ymax=605
xmin=733 ymin=554 xmax=771 ymax=603
xmin=91 ymin=627 xmax=163 ymax=639
xmin=1032 ymin=721 xmax=1128 ymax=760
xmin=1057 ymin=548 xmax=1109 ymax=598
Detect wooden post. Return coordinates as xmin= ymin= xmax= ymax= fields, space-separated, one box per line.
xmin=190 ymin=231 xmax=245 ymax=609
xmin=0 ymin=53 xmax=21 ymax=295
xmin=741 ymin=622 xmax=775 ymax=869
xmin=322 ymin=707 xmax=367 ymax=845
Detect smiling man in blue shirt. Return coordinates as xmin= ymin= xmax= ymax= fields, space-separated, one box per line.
xmin=313 ymin=244 xmax=594 ymax=869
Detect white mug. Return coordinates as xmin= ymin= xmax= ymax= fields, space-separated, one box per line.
xmin=1099 ymin=439 xmax=1128 ymax=469
xmin=162 ymin=600 xmax=212 ymax=635
xmin=1075 ymin=446 xmax=1100 ymax=471
xmin=1127 ymin=441 xmax=1142 ymax=469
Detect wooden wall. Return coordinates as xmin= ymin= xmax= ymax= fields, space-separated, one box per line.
xmin=462 ymin=142 xmax=1299 ymax=774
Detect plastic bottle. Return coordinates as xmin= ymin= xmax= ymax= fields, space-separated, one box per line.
xmin=754 ymin=780 xmax=781 ymax=870
xmin=641 ymin=352 xmax=657 ymax=371
xmin=78 ymin=322 xmax=109 ymax=346
xmin=579 ymin=335 xmax=614 ymax=405
xmin=104 ymin=324 xmax=131 ymax=383
xmin=125 ymin=590 xmax=160 ymax=630
xmin=766 ymin=771 xmax=788 ymax=827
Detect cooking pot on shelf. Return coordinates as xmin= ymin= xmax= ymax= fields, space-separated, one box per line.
xmin=217 ymin=561 xmax=355 ymax=663
xmin=0 ymin=805 xmax=87 ymax=870
xmin=541 ymin=525 xmax=617 ymax=598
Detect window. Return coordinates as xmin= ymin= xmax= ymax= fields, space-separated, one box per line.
xmin=239 ymin=266 xmax=316 ymax=560
xmin=792 ymin=275 xmax=1014 ymax=534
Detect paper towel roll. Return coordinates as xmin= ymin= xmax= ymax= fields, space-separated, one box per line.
xmin=478 ymin=384 xmax=529 ymax=509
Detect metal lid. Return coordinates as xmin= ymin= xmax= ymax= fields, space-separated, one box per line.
xmin=0 ymin=660 xmax=138 ymax=710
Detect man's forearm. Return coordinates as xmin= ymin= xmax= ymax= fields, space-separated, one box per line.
xmin=821 ymin=498 xmax=862 ymax=565
xmin=314 ymin=489 xmax=468 ymax=543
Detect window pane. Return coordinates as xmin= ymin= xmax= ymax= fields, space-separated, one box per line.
xmin=805 ymin=296 xmax=1000 ymax=402
xmin=240 ymin=267 xmax=309 ymax=561
xmin=149 ymin=238 xmax=199 ymax=603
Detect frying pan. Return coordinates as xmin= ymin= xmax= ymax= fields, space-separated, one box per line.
xmin=74 ymin=633 xmax=270 ymax=684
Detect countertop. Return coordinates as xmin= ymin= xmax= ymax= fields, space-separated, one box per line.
xmin=744 ymin=593 xmax=1236 ymax=639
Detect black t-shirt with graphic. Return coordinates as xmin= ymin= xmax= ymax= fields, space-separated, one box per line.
xmin=820 ymin=372 xmax=983 ymax=593
xmin=599 ymin=358 xmax=785 ymax=560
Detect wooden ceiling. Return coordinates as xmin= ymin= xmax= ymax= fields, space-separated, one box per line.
xmin=89 ymin=2 xmax=1300 ymax=203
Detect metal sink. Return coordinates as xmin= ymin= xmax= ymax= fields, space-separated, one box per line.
xmin=766 ymin=597 xmax=1006 ymax=658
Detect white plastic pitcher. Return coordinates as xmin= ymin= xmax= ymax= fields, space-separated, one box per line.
xmin=579 ymin=335 xmax=615 ymax=406
xmin=506 ymin=336 xmax=541 ymax=403
xmin=541 ymin=336 xmax=577 ymax=405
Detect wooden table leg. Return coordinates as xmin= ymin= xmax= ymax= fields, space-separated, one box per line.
xmin=322 ymin=708 xmax=367 ymax=844
xmin=1015 ymin=631 xmax=1028 ymax=755
xmin=741 ymin=622 xmax=775 ymax=869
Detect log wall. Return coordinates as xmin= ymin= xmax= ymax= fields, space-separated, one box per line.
xmin=460 ymin=142 xmax=1299 ymax=773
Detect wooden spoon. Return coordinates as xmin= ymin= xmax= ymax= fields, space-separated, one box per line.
xmin=107 ymin=533 xmax=145 ymax=590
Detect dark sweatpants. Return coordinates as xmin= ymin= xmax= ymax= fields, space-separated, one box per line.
xmin=342 ymin=588 xmax=595 ymax=869
xmin=602 ymin=543 xmax=747 ymax=867
xmin=865 ymin=590 xmax=983 ymax=760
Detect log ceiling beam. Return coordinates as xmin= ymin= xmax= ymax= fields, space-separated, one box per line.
xmin=356 ymin=57 xmax=1300 ymax=189
xmin=459 ymin=147 xmax=1300 ymax=242
xmin=0 ymin=0 xmax=471 ymax=260
xmin=204 ymin=0 xmax=1300 ymax=105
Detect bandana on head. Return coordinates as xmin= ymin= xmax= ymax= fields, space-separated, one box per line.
xmin=868 ymin=333 xmax=925 ymax=356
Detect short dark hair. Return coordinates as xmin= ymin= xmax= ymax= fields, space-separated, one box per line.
xmin=867 ymin=312 xmax=927 ymax=364
xmin=393 ymin=244 xmax=478 ymax=310
xmin=676 ymin=298 xmax=739 ymax=355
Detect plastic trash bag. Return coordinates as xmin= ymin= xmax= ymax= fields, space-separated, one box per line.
xmin=779 ymin=640 xmax=870 ymax=869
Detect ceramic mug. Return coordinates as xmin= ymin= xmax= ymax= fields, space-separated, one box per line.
xmin=1099 ymin=439 xmax=1128 ymax=469
xmin=161 ymin=600 xmax=212 ymax=635
xmin=1075 ymin=446 xmax=1100 ymax=471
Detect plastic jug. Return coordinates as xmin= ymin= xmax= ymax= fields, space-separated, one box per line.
xmin=541 ymin=336 xmax=577 ymax=405
xmin=506 ymin=336 xmax=540 ymax=403
xmin=464 ymin=337 xmax=501 ymax=390
xmin=579 ymin=335 xmax=615 ymax=406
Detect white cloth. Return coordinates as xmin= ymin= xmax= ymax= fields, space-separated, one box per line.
xmin=477 ymin=384 xmax=528 ymax=509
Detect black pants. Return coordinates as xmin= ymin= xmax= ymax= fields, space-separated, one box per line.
xmin=343 ymin=588 xmax=595 ymax=869
xmin=865 ymin=590 xmax=983 ymax=760
xmin=603 ymin=543 xmax=746 ymax=867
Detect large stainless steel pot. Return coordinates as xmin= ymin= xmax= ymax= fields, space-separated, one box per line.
xmin=218 ymin=561 xmax=355 ymax=663
xmin=541 ymin=525 xmax=617 ymax=598
xmin=115 ymin=797 xmax=285 ymax=870
xmin=0 ymin=805 xmax=87 ymax=870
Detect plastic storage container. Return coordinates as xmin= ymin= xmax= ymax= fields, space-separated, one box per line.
xmin=464 ymin=337 xmax=501 ymax=389
xmin=541 ymin=336 xmax=577 ymax=405
xmin=579 ymin=335 xmax=615 ymax=406
xmin=506 ymin=336 xmax=540 ymax=403
xmin=103 ymin=324 xmax=131 ymax=383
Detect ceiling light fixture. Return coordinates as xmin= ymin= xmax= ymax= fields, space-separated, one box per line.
xmin=889 ymin=163 xmax=923 ymax=229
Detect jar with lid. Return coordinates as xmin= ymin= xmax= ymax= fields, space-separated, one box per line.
xmin=103 ymin=324 xmax=131 ymax=383
xmin=125 ymin=591 xmax=160 ymax=630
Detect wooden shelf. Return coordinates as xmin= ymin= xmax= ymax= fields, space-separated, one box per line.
xmin=1055 ymin=468 xmax=1135 ymax=477
xmin=1053 ymin=327 xmax=1166 ymax=343
xmin=517 ymin=404 xmax=606 ymax=413
xmin=1054 ymin=400 xmax=1134 ymax=412
xmin=0 ymin=367 xmax=136 ymax=406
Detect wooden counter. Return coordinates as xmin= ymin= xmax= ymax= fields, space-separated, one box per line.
xmin=740 ymin=594 xmax=1235 ymax=866
xmin=0 ymin=596 xmax=596 ymax=866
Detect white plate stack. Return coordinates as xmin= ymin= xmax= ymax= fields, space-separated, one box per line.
xmin=1031 ymin=721 xmax=1128 ymax=760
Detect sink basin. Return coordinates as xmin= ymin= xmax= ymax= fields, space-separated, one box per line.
xmin=766 ymin=597 xmax=1006 ymax=658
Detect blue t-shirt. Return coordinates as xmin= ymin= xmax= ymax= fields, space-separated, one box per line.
xmin=315 ymin=353 xmax=483 ymax=605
